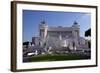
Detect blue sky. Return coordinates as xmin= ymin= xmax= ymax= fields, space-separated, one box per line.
xmin=23 ymin=10 xmax=91 ymax=42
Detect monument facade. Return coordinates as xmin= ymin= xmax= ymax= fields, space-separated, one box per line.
xmin=39 ymin=21 xmax=82 ymax=50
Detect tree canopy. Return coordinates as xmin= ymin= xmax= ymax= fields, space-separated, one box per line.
xmin=85 ymin=28 xmax=91 ymax=37
xmin=23 ymin=41 xmax=29 ymax=45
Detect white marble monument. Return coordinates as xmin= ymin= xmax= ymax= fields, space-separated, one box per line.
xmin=39 ymin=21 xmax=81 ymax=50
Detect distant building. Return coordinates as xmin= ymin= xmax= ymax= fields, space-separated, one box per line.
xmin=32 ymin=37 xmax=41 ymax=46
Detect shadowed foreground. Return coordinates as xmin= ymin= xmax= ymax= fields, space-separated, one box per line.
xmin=23 ymin=53 xmax=90 ymax=62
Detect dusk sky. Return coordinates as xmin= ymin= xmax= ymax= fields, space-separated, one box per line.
xmin=23 ymin=10 xmax=91 ymax=42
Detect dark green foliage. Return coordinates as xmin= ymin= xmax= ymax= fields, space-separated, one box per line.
xmin=88 ymin=41 xmax=91 ymax=48
xmin=85 ymin=28 xmax=91 ymax=37
xmin=23 ymin=41 xmax=29 ymax=45
xmin=25 ymin=54 xmax=90 ymax=62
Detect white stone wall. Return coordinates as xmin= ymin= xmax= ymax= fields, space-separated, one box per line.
xmin=39 ymin=22 xmax=80 ymax=50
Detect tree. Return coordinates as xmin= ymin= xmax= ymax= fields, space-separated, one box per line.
xmin=23 ymin=41 xmax=29 ymax=45
xmin=88 ymin=40 xmax=91 ymax=48
xmin=85 ymin=28 xmax=91 ymax=37
xmin=23 ymin=41 xmax=29 ymax=48
xmin=85 ymin=28 xmax=91 ymax=48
